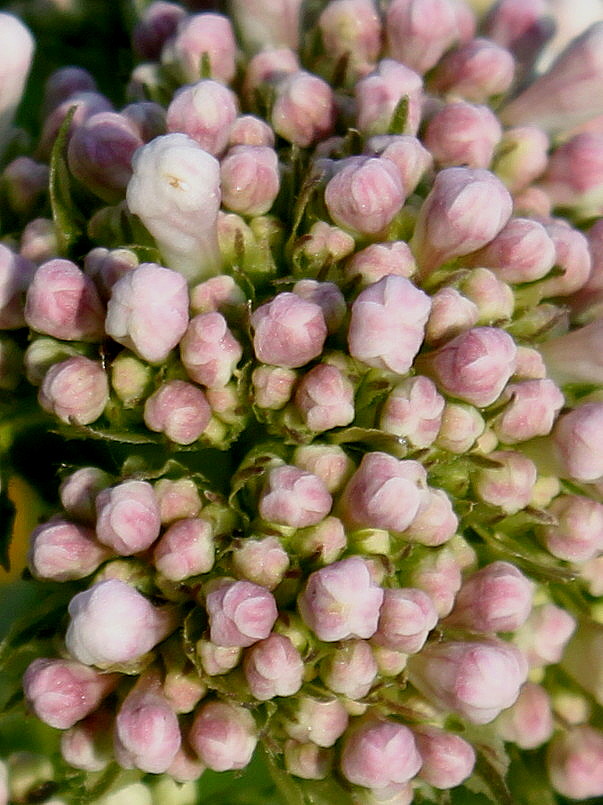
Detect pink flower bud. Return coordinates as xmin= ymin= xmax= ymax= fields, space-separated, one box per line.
xmin=206 ymin=578 xmax=278 ymax=647
xmin=65 ymin=579 xmax=175 ymax=667
xmin=292 ymin=516 xmax=348 ymax=564
xmin=493 ymin=125 xmax=550 ymax=194
xmin=411 ymin=167 xmax=513 ymax=278
xmin=293 ymin=444 xmax=355 ymax=494
xmin=25 ymin=259 xmax=105 ymax=341
xmin=143 ymin=380 xmax=212 ymax=445
xmin=114 ymin=672 xmax=181 ymax=774
xmin=340 ymin=452 xmax=427 ymax=533
xmin=0 ymin=12 xmax=34 ymax=153
xmin=424 ymin=326 xmax=517 ymax=408
xmin=189 ymin=700 xmax=257 ymax=771
xmin=404 ymin=488 xmax=458 ymax=546
xmin=408 ymin=545 xmax=465 ymax=617
xmin=132 ymin=1 xmax=187 ymax=59
xmin=429 ymin=37 xmax=515 ymax=101
xmin=318 ymin=0 xmax=382 ymax=78
xmin=243 ymin=633 xmax=303 ymax=700
xmin=19 ymin=217 xmax=57 ymax=264
xmin=546 ymin=725 xmax=603 ymax=800
xmin=348 ymin=275 xmax=431 ymax=374
xmin=38 ymin=91 xmax=114 ymax=159
xmin=283 ymin=696 xmax=349 ymax=747
xmin=366 ymin=135 xmax=433 ymax=196
xmin=325 ymin=157 xmax=405 ymax=236
xmin=95 ymin=480 xmax=161 ymax=555
xmin=355 ymin=59 xmax=423 ymax=137
xmin=467 ymin=217 xmax=556 ymax=285
xmin=457 ymin=269 xmax=514 ymax=325
xmin=39 ymin=356 xmax=109 ymax=425
xmin=292 ymin=280 xmax=346 ymax=335
xmin=251 ymin=292 xmax=327 ymax=369
xmin=385 ymin=0 xmax=474 ymax=74
xmin=61 ymin=710 xmax=113 ymax=772
xmin=252 ymin=365 xmax=297 ymax=409
xmin=162 ymin=12 xmax=236 ymax=84
xmin=496 ymin=681 xmax=553 ymax=749
xmin=341 ymin=718 xmax=422 ymax=789
xmin=298 ymin=556 xmax=384 ymax=642
xmin=539 ymin=133 xmax=603 ymax=216
xmin=344 ymin=240 xmax=416 ymax=287
xmin=242 ymin=47 xmax=300 ymax=102
xmin=67 ymin=112 xmax=143 ymax=203
xmin=220 ymin=145 xmax=280 ymax=216
xmin=1 ymin=156 xmax=48 ymax=217
xmin=407 ymin=638 xmax=529 ymax=724
xmin=540 ymin=494 xmax=603 ymax=562
xmin=494 ymin=379 xmax=564 ymax=444
xmin=436 ymin=402 xmax=485 ymax=453
xmin=414 ymin=726 xmax=475 ymax=789
xmin=166 ymin=80 xmax=238 ymax=157
xmin=425 ymin=287 xmax=480 ymax=346
xmin=163 ymin=665 xmax=206 ymax=715
xmin=320 ymin=639 xmax=378 ymax=699
xmin=105 ymin=263 xmax=189 ymax=364
xmin=180 ymin=312 xmax=242 ymax=388
xmin=484 ymin=0 xmax=554 ymax=70
xmin=231 ymin=536 xmax=289 ymax=589
xmin=513 ymin=602 xmax=576 ymax=668
xmin=42 ymin=65 xmax=97 ymax=114
xmin=166 ymin=745 xmax=206 ymax=783
xmin=259 ymin=464 xmax=332 ymax=528
xmin=0 ymin=245 xmax=35 ymax=329
xmin=59 ymin=466 xmax=112 ymax=523
xmin=121 ymin=101 xmax=167 ymax=144
xmin=154 ymin=478 xmax=202 ymax=525
xmin=197 ymin=639 xmax=241 ymax=677
xmin=271 ymin=70 xmax=336 ymax=147
xmin=373 ymin=587 xmax=438 ymax=653
xmin=424 ymin=102 xmax=502 ymax=169
xmin=501 ymin=21 xmax=603 ymax=134
xmin=28 ymin=517 xmax=111 ymax=581
xmin=154 ymin=517 xmax=214 ymax=581
xmin=84 ymin=247 xmax=138 ymax=301
xmin=553 ymin=402 xmax=603 ymax=482
xmin=445 ymin=560 xmax=534 ymax=632
xmin=284 ymin=741 xmax=332 ymax=780
xmin=535 ymin=220 xmax=592 ymax=298
xmin=380 ymin=376 xmax=445 ymax=448
xmin=126 ymin=134 xmax=222 ymax=283
xmin=190 ymin=274 xmax=245 ymax=318
xmin=294 ymin=364 xmax=355 ymax=432
xmin=473 ymin=450 xmax=537 ymax=515
xmin=23 ymin=658 xmax=118 ymax=729
xmin=229 ymin=114 xmax=276 ymax=147
xmin=230 ymin=0 xmax=303 ymax=52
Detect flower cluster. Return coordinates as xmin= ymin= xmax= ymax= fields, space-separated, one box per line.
xmin=2 ymin=1 xmax=603 ymax=804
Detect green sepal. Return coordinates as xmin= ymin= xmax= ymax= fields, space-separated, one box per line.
xmin=388 ymin=94 xmax=410 ymax=135
xmin=49 ymin=106 xmax=85 ymax=256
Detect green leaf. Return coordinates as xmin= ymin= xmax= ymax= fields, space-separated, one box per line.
xmin=328 ymin=426 xmax=408 ymax=457
xmin=49 ymin=106 xmax=85 ymax=255
xmin=0 ymin=474 xmax=15 ymax=572
xmin=388 ymin=94 xmax=410 ymax=135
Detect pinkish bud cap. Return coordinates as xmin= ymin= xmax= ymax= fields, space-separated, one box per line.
xmin=144 ymin=380 xmax=212 ymax=445
xmin=259 ymin=464 xmax=333 ymax=528
xmin=228 ymin=114 xmax=276 ymax=147
xmin=445 ymin=561 xmax=534 ymax=632
xmin=325 ymin=156 xmax=405 ymax=236
xmin=292 ymin=280 xmax=346 ymax=335
xmin=230 ymin=0 xmax=303 ymax=53
xmin=42 ymin=65 xmax=97 ymax=113
xmin=355 ymin=59 xmax=423 ymax=137
xmin=65 ymin=579 xmax=175 ymax=667
xmin=414 ymin=726 xmax=475 ymax=788
xmin=298 ymin=556 xmax=384 ymax=642
xmin=154 ymin=517 xmax=214 ymax=581
xmin=540 ymin=494 xmax=603 ymax=562
xmin=473 ymin=450 xmax=537 ymax=515
xmin=189 ymin=700 xmax=257 ymax=772
xmin=180 ymin=311 xmax=242 ymax=388
xmin=424 ymin=102 xmax=502 ymax=170
xmin=373 ymin=587 xmax=438 ymax=653
xmin=293 ymin=444 xmax=354 ymax=495
xmin=28 ymin=517 xmax=111 ymax=582
xmin=95 ymin=480 xmax=161 ymax=555
xmin=59 ymin=466 xmax=112 ymax=523
xmin=25 ymin=259 xmax=105 ymax=341
xmin=318 ymin=0 xmax=382 ymax=77
xmin=231 ymin=536 xmax=289 ymax=590
xmin=243 ymin=633 xmax=304 ymax=700
xmin=220 ymin=145 xmax=280 ymax=216
xmin=494 ymin=379 xmax=564 ymax=444
xmin=340 ymin=719 xmax=422 ymax=789
xmin=283 ymin=696 xmax=349 ymax=747
xmin=425 ymin=287 xmax=479 ymax=346
xmin=132 ymin=1 xmax=187 ymax=60
xmin=546 ymin=725 xmax=603 ymax=800
xmin=408 ymin=638 xmax=529 ymax=724
xmin=429 ymin=37 xmax=515 ymax=101
xmin=38 ymin=356 xmax=109 ymax=425
xmin=105 ymin=262 xmax=189 ymax=364
xmin=380 ymin=376 xmax=445 ymax=448
xmin=284 ymin=740 xmax=332 ymax=780
xmin=404 ymin=488 xmax=458 ymax=547
xmin=251 ymin=292 xmax=327 ymax=369
xmin=154 ymin=478 xmax=202 ymax=525
xmin=513 ymin=602 xmax=576 ymax=668
xmin=294 ymin=364 xmax=355 ymax=432
xmin=252 ymin=365 xmax=297 ymax=409
xmin=162 ymin=12 xmax=237 ymax=84
xmin=23 ymin=658 xmax=118 ymax=729
xmin=84 ymin=247 xmax=138 ymax=301
xmin=166 ymin=80 xmax=238 ymax=157
xmin=496 ymin=681 xmax=553 ymax=749
xmin=320 ymin=639 xmax=378 ymax=699
xmin=60 ymin=710 xmax=113 ymax=772
xmin=206 ymin=578 xmax=278 ymax=647
xmin=271 ymin=71 xmax=336 ymax=147
xmin=348 ymin=275 xmax=431 ymax=374
xmin=344 ymin=240 xmax=417 ymax=286
xmin=468 ymin=217 xmax=556 ymax=284
xmin=553 ymin=402 xmax=603 ymax=482
xmin=339 ymin=452 xmax=427 ymax=533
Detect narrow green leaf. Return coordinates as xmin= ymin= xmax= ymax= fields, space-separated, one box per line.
xmin=388 ymin=94 xmax=409 ymax=135
xmin=49 ymin=106 xmax=85 ymax=255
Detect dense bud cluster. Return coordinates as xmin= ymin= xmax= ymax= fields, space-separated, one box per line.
xmin=1 ymin=1 xmax=603 ymax=804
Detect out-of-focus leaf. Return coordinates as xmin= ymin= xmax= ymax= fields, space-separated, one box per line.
xmin=49 ymin=106 xmax=85 ymax=255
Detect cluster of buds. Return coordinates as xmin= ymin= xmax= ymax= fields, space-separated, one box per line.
xmin=2 ymin=1 xmax=603 ymax=803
